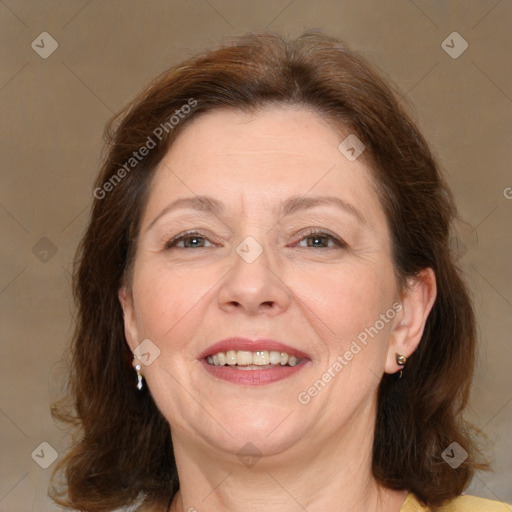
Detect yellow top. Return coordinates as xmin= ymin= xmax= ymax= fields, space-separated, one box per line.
xmin=400 ymin=492 xmax=512 ymax=511
xmin=130 ymin=492 xmax=512 ymax=511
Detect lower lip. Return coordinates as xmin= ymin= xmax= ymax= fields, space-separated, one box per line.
xmin=200 ymin=358 xmax=310 ymax=385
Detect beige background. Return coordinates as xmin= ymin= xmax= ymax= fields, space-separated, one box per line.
xmin=1 ymin=1 xmax=511 ymax=510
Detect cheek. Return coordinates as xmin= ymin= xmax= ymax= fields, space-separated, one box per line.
xmin=298 ymin=263 xmax=396 ymax=331
xmin=289 ymin=262 xmax=397 ymax=377
xmin=131 ymin=262 xmax=211 ymax=341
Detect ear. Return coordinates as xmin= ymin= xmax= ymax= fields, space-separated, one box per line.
xmin=384 ymin=268 xmax=437 ymax=374
xmin=118 ymin=285 xmax=140 ymax=357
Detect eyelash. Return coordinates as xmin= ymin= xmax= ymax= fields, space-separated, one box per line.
xmin=293 ymin=228 xmax=348 ymax=249
xmin=165 ymin=228 xmax=347 ymax=250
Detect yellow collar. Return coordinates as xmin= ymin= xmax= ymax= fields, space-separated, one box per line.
xmin=400 ymin=493 xmax=428 ymax=511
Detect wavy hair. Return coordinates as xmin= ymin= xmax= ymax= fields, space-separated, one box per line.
xmin=50 ymin=30 xmax=488 ymax=511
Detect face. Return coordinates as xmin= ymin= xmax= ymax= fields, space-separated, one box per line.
xmin=119 ymin=105 xmax=408 ymax=461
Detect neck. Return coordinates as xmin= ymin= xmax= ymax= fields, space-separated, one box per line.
xmin=167 ymin=401 xmax=408 ymax=512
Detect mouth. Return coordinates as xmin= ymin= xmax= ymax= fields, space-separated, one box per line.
xmin=207 ymin=349 xmax=304 ymax=368
xmin=199 ymin=338 xmax=311 ymax=385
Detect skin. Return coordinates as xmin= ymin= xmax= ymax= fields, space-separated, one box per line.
xmin=118 ymin=104 xmax=437 ymax=512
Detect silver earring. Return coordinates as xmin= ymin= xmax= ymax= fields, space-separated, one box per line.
xmin=395 ymin=353 xmax=407 ymax=379
xmin=135 ymin=363 xmax=143 ymax=390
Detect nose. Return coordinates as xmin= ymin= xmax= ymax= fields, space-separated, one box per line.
xmin=217 ymin=239 xmax=291 ymax=316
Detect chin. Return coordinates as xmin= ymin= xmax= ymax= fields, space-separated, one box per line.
xmin=195 ymin=410 xmax=305 ymax=460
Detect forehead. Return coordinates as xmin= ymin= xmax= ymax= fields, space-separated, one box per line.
xmin=141 ymin=105 xmax=384 ymax=227
xmin=164 ymin=104 xmax=351 ymax=170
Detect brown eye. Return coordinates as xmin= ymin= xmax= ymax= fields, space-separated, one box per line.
xmin=165 ymin=231 xmax=214 ymax=249
xmin=294 ymin=229 xmax=347 ymax=249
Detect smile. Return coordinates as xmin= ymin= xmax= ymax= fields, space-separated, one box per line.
xmin=206 ymin=350 xmax=302 ymax=367
xmin=201 ymin=350 xmax=310 ymax=385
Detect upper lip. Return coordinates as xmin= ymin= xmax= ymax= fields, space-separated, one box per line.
xmin=198 ymin=337 xmax=310 ymax=360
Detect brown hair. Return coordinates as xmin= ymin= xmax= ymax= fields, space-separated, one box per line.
xmin=50 ymin=30 xmax=488 ymax=511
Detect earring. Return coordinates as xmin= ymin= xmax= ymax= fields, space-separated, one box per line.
xmin=395 ymin=353 xmax=407 ymax=379
xmin=135 ymin=363 xmax=143 ymax=390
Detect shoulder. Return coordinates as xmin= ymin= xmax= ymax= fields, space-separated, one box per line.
xmin=438 ymin=495 xmax=512 ymax=512
xmin=401 ymin=493 xmax=512 ymax=512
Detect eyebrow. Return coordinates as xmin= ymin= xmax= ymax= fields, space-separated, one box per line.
xmin=145 ymin=194 xmax=365 ymax=233
xmin=279 ymin=195 xmax=365 ymax=224
xmin=145 ymin=196 xmax=224 ymax=233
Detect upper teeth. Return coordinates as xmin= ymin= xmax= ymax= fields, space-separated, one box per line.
xmin=207 ymin=350 xmax=299 ymax=367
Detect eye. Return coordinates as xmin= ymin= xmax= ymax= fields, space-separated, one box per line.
xmin=165 ymin=231 xmax=216 ymax=249
xmin=292 ymin=229 xmax=347 ymax=249
xmin=164 ymin=229 xmax=346 ymax=250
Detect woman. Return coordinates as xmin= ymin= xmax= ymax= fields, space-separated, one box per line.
xmin=50 ymin=31 xmax=511 ymax=512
